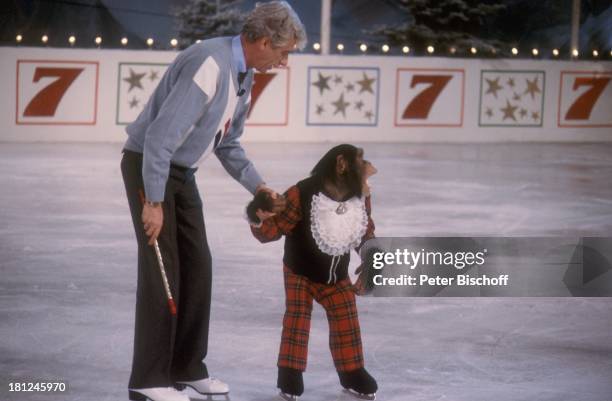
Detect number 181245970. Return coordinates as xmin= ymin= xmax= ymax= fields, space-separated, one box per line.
xmin=8 ymin=381 xmax=67 ymax=392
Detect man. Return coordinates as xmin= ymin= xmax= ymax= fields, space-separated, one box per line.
xmin=120 ymin=2 xmax=307 ymax=401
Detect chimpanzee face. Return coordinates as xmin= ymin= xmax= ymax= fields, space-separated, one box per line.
xmin=355 ymin=148 xmax=377 ymax=182
xmin=341 ymin=147 xmax=376 ymax=198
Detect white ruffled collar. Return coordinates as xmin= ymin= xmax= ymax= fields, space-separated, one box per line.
xmin=310 ymin=192 xmax=368 ymax=256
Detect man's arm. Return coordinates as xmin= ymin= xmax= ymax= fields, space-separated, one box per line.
xmin=142 ymin=55 xmax=217 ymax=202
xmin=214 ymin=97 xmax=264 ymax=194
xmin=140 ymin=53 xmax=217 ymax=245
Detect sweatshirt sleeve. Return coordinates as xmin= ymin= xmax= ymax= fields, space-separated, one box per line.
xmin=142 ymin=54 xmax=218 ymax=202
xmin=214 ymin=90 xmax=264 ymax=194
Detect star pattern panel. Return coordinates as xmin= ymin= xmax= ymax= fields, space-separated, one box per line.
xmin=306 ymin=66 xmax=380 ymax=126
xmin=479 ymin=70 xmax=545 ymax=127
xmin=116 ymin=63 xmax=169 ymax=125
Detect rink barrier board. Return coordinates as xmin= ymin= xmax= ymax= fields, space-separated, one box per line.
xmin=1 ymin=46 xmax=611 ymax=143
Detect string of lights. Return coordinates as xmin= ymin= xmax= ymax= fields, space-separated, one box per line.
xmin=10 ymin=33 xmax=610 ymax=59
xmin=310 ymin=41 xmax=608 ymax=59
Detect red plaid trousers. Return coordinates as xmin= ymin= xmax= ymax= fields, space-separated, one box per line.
xmin=278 ymin=265 xmax=365 ymax=372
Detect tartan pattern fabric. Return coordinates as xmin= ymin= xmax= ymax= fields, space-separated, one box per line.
xmin=278 ymin=266 xmax=365 ymax=372
xmin=251 ymin=185 xmax=302 ymax=243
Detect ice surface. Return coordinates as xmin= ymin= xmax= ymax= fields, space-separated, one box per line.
xmin=1 ymin=143 xmax=611 ymax=401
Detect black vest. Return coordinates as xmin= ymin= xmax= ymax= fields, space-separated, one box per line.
xmin=283 ymin=177 xmax=354 ymax=284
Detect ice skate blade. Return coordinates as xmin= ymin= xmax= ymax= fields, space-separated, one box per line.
xmin=128 ymin=388 xmax=191 ymax=401
xmin=189 ymin=393 xmax=232 ymax=401
xmin=278 ymin=391 xmax=299 ymax=400
xmin=343 ymin=388 xmax=376 ymax=400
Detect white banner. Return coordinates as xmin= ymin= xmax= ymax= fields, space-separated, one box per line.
xmin=0 ymin=46 xmax=610 ymax=142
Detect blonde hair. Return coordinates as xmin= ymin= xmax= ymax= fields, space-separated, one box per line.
xmin=242 ymin=1 xmax=307 ymax=50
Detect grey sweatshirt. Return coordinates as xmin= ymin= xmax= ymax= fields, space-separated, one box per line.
xmin=124 ymin=36 xmax=264 ymax=202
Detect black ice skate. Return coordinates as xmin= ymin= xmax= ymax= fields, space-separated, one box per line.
xmin=338 ymin=367 xmax=378 ymax=400
xmin=277 ymin=367 xmax=304 ymax=400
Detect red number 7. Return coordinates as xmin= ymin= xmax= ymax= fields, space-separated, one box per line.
xmin=23 ymin=67 xmax=83 ymax=117
xmin=403 ymin=75 xmax=452 ymax=119
xmin=565 ymin=77 xmax=610 ymax=120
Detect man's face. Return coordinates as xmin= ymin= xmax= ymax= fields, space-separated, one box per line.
xmin=252 ymin=37 xmax=297 ymax=73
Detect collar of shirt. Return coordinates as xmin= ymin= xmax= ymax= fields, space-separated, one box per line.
xmin=231 ymin=35 xmax=248 ymax=77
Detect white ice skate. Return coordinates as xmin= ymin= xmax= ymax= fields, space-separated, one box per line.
xmin=175 ymin=377 xmax=230 ymax=400
xmin=278 ymin=391 xmax=299 ymax=401
xmin=343 ymin=388 xmax=376 ymax=400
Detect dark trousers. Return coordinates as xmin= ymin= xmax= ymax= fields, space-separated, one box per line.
xmin=121 ymin=150 xmax=212 ymax=389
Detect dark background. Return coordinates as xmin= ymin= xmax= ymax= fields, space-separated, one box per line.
xmin=2 ymin=0 xmax=611 ymax=56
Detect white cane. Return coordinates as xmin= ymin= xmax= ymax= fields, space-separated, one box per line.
xmin=139 ymin=190 xmax=177 ymax=316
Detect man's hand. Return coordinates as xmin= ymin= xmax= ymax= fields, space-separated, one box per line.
xmin=142 ymin=203 xmax=163 ymax=246
xmin=352 ymin=264 xmax=368 ymax=296
xmin=352 ymin=247 xmax=383 ymax=296
xmin=255 ymin=184 xmax=287 ymax=214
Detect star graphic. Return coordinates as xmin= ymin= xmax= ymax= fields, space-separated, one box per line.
xmin=485 ymin=107 xmax=493 ymax=118
xmin=520 ymin=108 xmax=527 ymax=118
xmin=129 ymin=96 xmax=140 ymax=109
xmin=331 ymin=93 xmax=350 ymax=117
xmin=356 ymin=72 xmax=376 ymax=94
xmin=123 ymin=68 xmax=146 ymax=92
xmin=312 ymin=72 xmax=332 ymax=95
xmin=524 ymin=76 xmax=541 ymax=100
xmin=345 ymin=82 xmax=355 ymax=92
xmin=354 ymin=100 xmax=364 ymax=110
xmin=364 ymin=110 xmax=374 ymax=121
xmin=485 ymin=77 xmax=503 ymax=98
xmin=149 ymin=70 xmax=159 ymax=82
xmin=334 ymin=75 xmax=343 ymax=85
xmin=513 ymin=92 xmax=521 ymax=101
xmin=531 ymin=111 xmax=540 ymax=121
xmin=500 ymin=99 xmax=518 ymax=121
xmin=316 ymin=104 xmax=325 ymax=115
xmin=507 ymin=77 xmax=515 ymax=88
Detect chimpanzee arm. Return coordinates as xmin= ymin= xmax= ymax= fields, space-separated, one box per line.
xmin=250 ymin=185 xmax=302 ymax=243
xmin=356 ymin=195 xmax=375 ymax=253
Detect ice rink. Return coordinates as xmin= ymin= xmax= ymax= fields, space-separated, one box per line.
xmin=1 ymin=142 xmax=611 ymax=401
